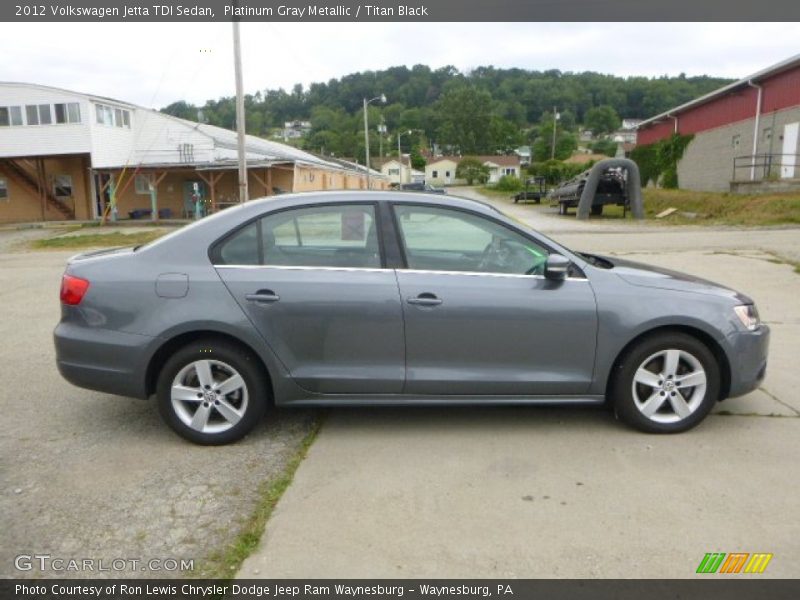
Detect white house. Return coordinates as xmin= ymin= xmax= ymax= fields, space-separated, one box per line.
xmin=424 ymin=155 xmax=521 ymax=186
xmin=0 ymin=82 xmax=385 ymax=224
xmin=282 ymin=120 xmax=312 ymax=140
xmin=425 ymin=157 xmax=459 ymax=185
xmin=514 ymin=146 xmax=531 ymax=166
xmin=621 ymin=118 xmax=643 ymax=130
xmin=482 ymin=156 xmax=521 ymax=183
xmin=378 ymin=156 xmax=413 ymax=185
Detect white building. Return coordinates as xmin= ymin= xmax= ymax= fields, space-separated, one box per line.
xmin=425 ymin=155 xmax=521 ymax=186
xmin=379 ymin=156 xmax=413 ymax=185
xmin=0 ymin=82 xmax=384 ymax=223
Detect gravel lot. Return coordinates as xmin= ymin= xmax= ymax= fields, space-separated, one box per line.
xmin=0 ymin=233 xmax=316 ymax=579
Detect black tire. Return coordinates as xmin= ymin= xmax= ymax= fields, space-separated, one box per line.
xmin=157 ymin=340 xmax=268 ymax=445
xmin=610 ymin=332 xmax=720 ymax=433
xmin=591 ymin=204 xmax=603 ymax=216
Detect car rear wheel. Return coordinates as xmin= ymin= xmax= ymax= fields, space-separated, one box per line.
xmin=157 ymin=340 xmax=267 ymax=445
xmin=611 ymin=332 xmax=720 ymax=433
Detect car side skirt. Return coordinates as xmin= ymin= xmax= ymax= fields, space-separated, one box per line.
xmin=280 ymin=395 xmax=606 ymax=407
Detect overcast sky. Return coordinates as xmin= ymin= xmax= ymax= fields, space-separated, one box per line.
xmin=1 ymin=22 xmax=798 ymax=108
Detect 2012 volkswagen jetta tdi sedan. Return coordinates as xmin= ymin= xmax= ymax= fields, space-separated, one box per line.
xmin=54 ymin=192 xmax=769 ymax=444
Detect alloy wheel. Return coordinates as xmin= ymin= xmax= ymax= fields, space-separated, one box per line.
xmin=170 ymin=359 xmax=249 ymax=434
xmin=631 ymin=349 xmax=707 ymax=424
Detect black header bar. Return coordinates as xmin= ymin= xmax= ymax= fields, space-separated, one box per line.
xmin=4 ymin=0 xmax=800 ymax=22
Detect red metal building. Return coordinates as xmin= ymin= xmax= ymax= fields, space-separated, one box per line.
xmin=636 ymin=55 xmax=800 ymax=192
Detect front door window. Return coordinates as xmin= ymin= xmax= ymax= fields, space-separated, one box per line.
xmin=393 ymin=205 xmax=549 ymax=276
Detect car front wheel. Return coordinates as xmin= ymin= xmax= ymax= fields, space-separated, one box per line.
xmin=611 ymin=332 xmax=720 ymax=433
xmin=157 ymin=340 xmax=267 ymax=445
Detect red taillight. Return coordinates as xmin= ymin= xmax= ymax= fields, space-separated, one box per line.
xmin=60 ymin=274 xmax=90 ymax=305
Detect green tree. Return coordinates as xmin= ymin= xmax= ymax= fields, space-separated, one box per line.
xmin=434 ymin=85 xmax=493 ymax=154
xmin=584 ymin=105 xmax=620 ymax=136
xmin=160 ymin=100 xmax=198 ymax=121
xmin=488 ymin=117 xmax=524 ymax=154
xmin=532 ymin=111 xmax=578 ymax=161
xmin=410 ymin=149 xmax=426 ymax=169
xmin=456 ymin=157 xmax=490 ymax=185
xmin=591 ymin=139 xmax=618 ymax=156
xmin=159 ymin=65 xmax=733 ymax=161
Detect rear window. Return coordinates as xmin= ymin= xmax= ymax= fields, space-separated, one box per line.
xmin=219 ymin=222 xmax=259 ymax=265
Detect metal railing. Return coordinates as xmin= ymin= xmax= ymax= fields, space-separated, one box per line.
xmin=733 ymin=153 xmax=799 ymax=181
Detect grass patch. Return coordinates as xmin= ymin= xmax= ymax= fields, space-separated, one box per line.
xmin=199 ymin=417 xmax=323 ymax=579
xmin=620 ymin=189 xmax=800 ymax=226
xmin=478 ymin=185 xmax=519 ymax=200
xmin=32 ymin=230 xmax=167 ymax=249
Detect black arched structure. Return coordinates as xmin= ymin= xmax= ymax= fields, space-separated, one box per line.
xmin=576 ymin=158 xmax=644 ymax=220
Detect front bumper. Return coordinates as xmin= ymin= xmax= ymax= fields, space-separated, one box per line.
xmin=54 ymin=321 xmax=154 ymax=399
xmin=725 ymin=324 xmax=770 ymax=398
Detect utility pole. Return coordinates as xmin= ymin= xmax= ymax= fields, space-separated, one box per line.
xmin=363 ymin=98 xmax=370 ymax=190
xmin=362 ymin=94 xmax=386 ymax=190
xmin=550 ymin=105 xmax=558 ymax=161
xmin=233 ymin=19 xmax=248 ymax=203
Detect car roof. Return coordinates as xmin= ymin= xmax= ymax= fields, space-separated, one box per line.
xmin=243 ymin=190 xmax=499 ymax=214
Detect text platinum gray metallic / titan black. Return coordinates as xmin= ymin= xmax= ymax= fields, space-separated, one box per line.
xmin=54 ymin=192 xmax=769 ymax=444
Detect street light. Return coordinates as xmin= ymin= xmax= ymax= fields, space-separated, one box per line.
xmin=363 ymin=93 xmax=386 ymax=189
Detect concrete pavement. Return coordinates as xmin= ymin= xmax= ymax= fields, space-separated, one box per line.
xmin=239 ymin=191 xmax=800 ymax=579
xmin=238 ymin=407 xmax=799 ymax=578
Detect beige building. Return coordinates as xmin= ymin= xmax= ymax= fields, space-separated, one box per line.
xmin=0 ymin=82 xmax=387 ymax=224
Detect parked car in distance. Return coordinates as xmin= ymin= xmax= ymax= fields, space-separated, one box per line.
xmin=55 ymin=192 xmax=768 ymax=444
xmin=399 ymin=182 xmax=446 ymax=194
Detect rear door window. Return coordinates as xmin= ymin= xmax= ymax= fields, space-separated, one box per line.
xmin=214 ymin=204 xmax=381 ymax=269
xmin=262 ymin=204 xmax=380 ymax=268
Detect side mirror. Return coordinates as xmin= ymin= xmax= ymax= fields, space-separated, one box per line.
xmin=545 ymin=254 xmax=570 ymax=280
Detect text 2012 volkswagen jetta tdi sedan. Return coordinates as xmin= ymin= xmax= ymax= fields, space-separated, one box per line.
xmin=55 ymin=192 xmax=769 ymax=444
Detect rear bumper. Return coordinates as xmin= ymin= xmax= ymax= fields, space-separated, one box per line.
xmin=54 ymin=322 xmax=154 ymax=399
xmin=725 ymin=324 xmax=770 ymax=398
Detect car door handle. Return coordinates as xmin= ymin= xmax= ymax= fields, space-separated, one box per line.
xmin=407 ymin=293 xmax=443 ymax=307
xmin=245 ymin=290 xmax=280 ymax=303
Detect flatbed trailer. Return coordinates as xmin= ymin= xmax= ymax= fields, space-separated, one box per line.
xmin=549 ymin=167 xmax=628 ymax=216
xmin=512 ymin=177 xmax=547 ymax=204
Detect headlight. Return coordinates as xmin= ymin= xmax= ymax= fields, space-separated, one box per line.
xmin=734 ymin=304 xmax=760 ymax=331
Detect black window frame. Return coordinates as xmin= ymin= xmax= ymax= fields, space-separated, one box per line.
xmin=209 ymin=201 xmax=388 ymax=269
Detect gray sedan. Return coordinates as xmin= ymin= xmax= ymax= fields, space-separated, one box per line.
xmin=54 ymin=192 xmax=769 ymax=444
